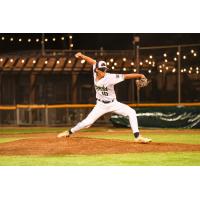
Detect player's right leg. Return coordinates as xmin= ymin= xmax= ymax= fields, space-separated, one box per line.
xmin=57 ymin=103 xmax=107 ymax=138
xmin=112 ymin=102 xmax=152 ymax=143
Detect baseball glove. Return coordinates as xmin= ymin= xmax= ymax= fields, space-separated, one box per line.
xmin=136 ymin=77 xmax=150 ymax=88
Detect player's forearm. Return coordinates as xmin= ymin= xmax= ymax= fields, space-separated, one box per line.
xmin=124 ymin=73 xmax=145 ymax=80
xmin=75 ymin=52 xmax=96 ymax=65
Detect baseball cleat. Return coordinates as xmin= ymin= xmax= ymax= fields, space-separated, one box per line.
xmin=57 ymin=131 xmax=70 ymax=138
xmin=134 ymin=136 xmax=152 ymax=144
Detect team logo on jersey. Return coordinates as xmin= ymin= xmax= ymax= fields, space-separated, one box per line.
xmin=95 ymin=85 xmax=108 ymax=92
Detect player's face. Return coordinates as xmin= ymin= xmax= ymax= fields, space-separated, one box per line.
xmin=96 ymin=68 xmax=106 ymax=77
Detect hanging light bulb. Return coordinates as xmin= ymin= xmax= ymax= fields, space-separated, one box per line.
xmin=111 ymin=66 xmax=115 ymax=70
xmin=174 ymin=57 xmax=177 ymax=61
xmin=114 ymin=62 xmax=117 ymax=66
xmin=163 ymin=53 xmax=167 ymax=57
xmin=33 ymin=60 xmax=36 ymax=64
xmin=0 ymin=58 xmax=3 ymax=62
xmin=131 ymin=62 xmax=134 ymax=66
xmin=107 ymin=62 xmax=110 ymax=65
xmin=194 ymin=53 xmax=197 ymax=56
xmin=133 ymin=69 xmax=137 ymax=72
xmin=21 ymin=59 xmax=25 ymax=63
xmin=159 ymin=69 xmax=163 ymax=73
xmin=52 ymin=38 xmax=56 ymax=42
xmin=176 ymin=52 xmax=180 ymax=55
xmin=10 ymin=38 xmax=13 ymax=41
xmin=45 ymin=38 xmax=48 ymax=42
xmin=28 ymin=38 xmax=31 ymax=42
xmin=110 ymin=58 xmax=114 ymax=62
xmin=172 ymin=68 xmax=176 ymax=73
xmin=45 ymin=60 xmax=48 ymax=64
xmin=19 ymin=38 xmax=22 ymax=42
xmin=191 ymin=49 xmax=194 ymax=54
xmin=56 ymin=60 xmax=60 ymax=64
xmin=183 ymin=55 xmax=186 ymax=59
xmin=70 ymin=44 xmax=74 ymax=48
xmin=139 ymin=62 xmax=143 ymax=66
xmin=1 ymin=36 xmax=5 ymax=40
xmin=149 ymin=55 xmax=153 ymax=59
xmin=36 ymin=38 xmax=40 ymax=42
xmin=123 ymin=67 xmax=126 ymax=71
xmin=61 ymin=37 xmax=65 ymax=40
xmin=69 ymin=35 xmax=73 ymax=39
xmin=164 ymin=59 xmax=168 ymax=63
xmin=10 ymin=59 xmax=13 ymax=62
xmin=148 ymin=69 xmax=152 ymax=73
xmin=68 ymin=60 xmax=72 ymax=64
xmin=123 ymin=58 xmax=126 ymax=62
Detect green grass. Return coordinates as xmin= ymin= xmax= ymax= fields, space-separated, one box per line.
xmin=0 ymin=127 xmax=104 ymax=134
xmin=0 ymin=152 xmax=200 ymax=166
xmin=0 ymin=138 xmax=25 ymax=144
xmin=85 ymin=133 xmax=200 ymax=144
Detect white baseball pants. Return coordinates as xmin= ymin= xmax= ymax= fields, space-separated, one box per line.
xmin=71 ymin=100 xmax=139 ymax=134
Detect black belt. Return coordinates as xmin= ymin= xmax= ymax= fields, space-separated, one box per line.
xmin=97 ymin=99 xmax=114 ymax=104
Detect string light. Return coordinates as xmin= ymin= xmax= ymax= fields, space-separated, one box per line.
xmin=114 ymin=62 xmax=117 ymax=66
xmin=191 ymin=49 xmax=194 ymax=54
xmin=139 ymin=62 xmax=143 ymax=66
xmin=196 ymin=67 xmax=199 ymax=70
xmin=0 ymin=58 xmax=3 ymax=62
xmin=133 ymin=69 xmax=137 ymax=72
xmin=56 ymin=60 xmax=60 ymax=64
xmin=69 ymin=35 xmax=73 ymax=39
xmin=131 ymin=62 xmax=134 ymax=66
xmin=10 ymin=38 xmax=13 ymax=42
xmin=52 ymin=38 xmax=56 ymax=42
xmin=45 ymin=60 xmax=48 ymax=64
xmin=111 ymin=66 xmax=115 ymax=70
xmin=70 ymin=44 xmax=74 ymax=48
xmin=183 ymin=55 xmax=186 ymax=59
xmin=148 ymin=69 xmax=152 ymax=73
xmin=196 ymin=71 xmax=199 ymax=74
xmin=68 ymin=60 xmax=72 ymax=64
xmin=19 ymin=38 xmax=22 ymax=42
xmin=148 ymin=61 xmax=152 ymax=65
xmin=152 ymin=61 xmax=155 ymax=67
xmin=61 ymin=37 xmax=65 ymax=40
xmin=174 ymin=57 xmax=177 ymax=61
xmin=166 ymin=66 xmax=169 ymax=70
xmin=193 ymin=53 xmax=197 ymax=56
xmin=107 ymin=62 xmax=110 ymax=65
xmin=10 ymin=59 xmax=13 ymax=62
xmin=163 ymin=53 xmax=167 ymax=57
xmin=36 ymin=38 xmax=39 ymax=42
xmin=145 ymin=59 xmax=149 ymax=63
xmin=123 ymin=67 xmax=126 ymax=71
xmin=123 ymin=58 xmax=126 ymax=62
xmin=189 ymin=67 xmax=193 ymax=70
xmin=1 ymin=37 xmax=5 ymax=40
xmin=149 ymin=55 xmax=153 ymax=59
xmin=159 ymin=69 xmax=163 ymax=73
xmin=183 ymin=68 xmax=186 ymax=72
xmin=164 ymin=59 xmax=168 ymax=63
xmin=189 ymin=70 xmax=192 ymax=74
xmin=21 ymin=59 xmax=25 ymax=63
xmin=45 ymin=38 xmax=48 ymax=42
xmin=176 ymin=52 xmax=180 ymax=55
xmin=181 ymin=69 xmax=184 ymax=73
xmin=33 ymin=60 xmax=36 ymax=64
xmin=28 ymin=38 xmax=31 ymax=42
xmin=159 ymin=65 xmax=162 ymax=69
xmin=110 ymin=58 xmax=114 ymax=62
xmin=172 ymin=68 xmax=176 ymax=73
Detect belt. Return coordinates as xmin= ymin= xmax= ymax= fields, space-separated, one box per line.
xmin=97 ymin=99 xmax=114 ymax=104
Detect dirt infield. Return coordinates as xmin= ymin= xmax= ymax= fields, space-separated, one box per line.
xmin=0 ymin=132 xmax=200 ymax=156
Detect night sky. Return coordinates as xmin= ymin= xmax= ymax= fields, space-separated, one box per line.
xmin=0 ymin=33 xmax=200 ymax=53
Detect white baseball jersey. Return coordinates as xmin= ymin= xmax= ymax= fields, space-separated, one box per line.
xmin=93 ymin=64 xmax=125 ymax=101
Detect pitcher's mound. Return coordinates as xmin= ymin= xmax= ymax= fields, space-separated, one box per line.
xmin=0 ymin=136 xmax=200 ymax=156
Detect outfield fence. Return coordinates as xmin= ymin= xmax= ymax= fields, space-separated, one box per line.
xmin=0 ymin=103 xmax=200 ymax=126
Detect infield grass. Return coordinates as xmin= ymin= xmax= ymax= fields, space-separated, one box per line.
xmin=0 ymin=152 xmax=200 ymax=166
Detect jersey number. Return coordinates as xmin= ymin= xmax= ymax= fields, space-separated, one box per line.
xmin=102 ymin=92 xmax=108 ymax=96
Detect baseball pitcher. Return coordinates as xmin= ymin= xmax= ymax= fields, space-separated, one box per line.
xmin=57 ymin=53 xmax=151 ymax=143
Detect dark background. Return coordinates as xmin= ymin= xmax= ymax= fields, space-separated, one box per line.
xmin=1 ymin=33 xmax=200 ymax=53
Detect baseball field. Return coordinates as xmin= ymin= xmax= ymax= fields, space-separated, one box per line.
xmin=0 ymin=127 xmax=200 ymax=166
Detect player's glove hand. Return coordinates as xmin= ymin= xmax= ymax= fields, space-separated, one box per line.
xmin=136 ymin=77 xmax=150 ymax=88
xmin=75 ymin=52 xmax=82 ymax=59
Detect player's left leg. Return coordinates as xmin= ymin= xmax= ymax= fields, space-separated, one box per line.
xmin=57 ymin=102 xmax=108 ymax=138
xmin=112 ymin=102 xmax=152 ymax=143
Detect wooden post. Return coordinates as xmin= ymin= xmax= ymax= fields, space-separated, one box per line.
xmin=71 ymin=73 xmax=78 ymax=103
xmin=29 ymin=74 xmax=36 ymax=124
xmin=16 ymin=106 xmax=20 ymax=126
xmin=45 ymin=106 xmax=49 ymax=126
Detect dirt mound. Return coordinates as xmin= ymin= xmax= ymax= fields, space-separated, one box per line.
xmin=0 ymin=135 xmax=200 ymax=156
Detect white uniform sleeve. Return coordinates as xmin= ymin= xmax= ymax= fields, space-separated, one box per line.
xmin=108 ymin=74 xmax=125 ymax=85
